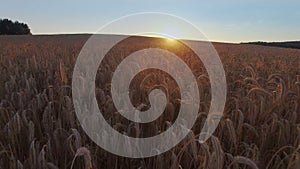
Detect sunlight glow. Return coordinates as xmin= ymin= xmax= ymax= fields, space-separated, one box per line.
xmin=138 ymin=32 xmax=178 ymax=41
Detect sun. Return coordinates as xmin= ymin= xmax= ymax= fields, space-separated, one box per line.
xmin=164 ymin=37 xmax=176 ymax=45
xmin=138 ymin=32 xmax=178 ymax=41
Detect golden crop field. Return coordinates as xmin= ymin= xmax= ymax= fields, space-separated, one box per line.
xmin=0 ymin=35 xmax=299 ymax=169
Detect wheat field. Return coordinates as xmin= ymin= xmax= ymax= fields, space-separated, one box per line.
xmin=0 ymin=35 xmax=299 ymax=169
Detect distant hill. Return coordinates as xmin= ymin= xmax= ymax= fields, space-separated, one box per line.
xmin=242 ymin=41 xmax=300 ymax=50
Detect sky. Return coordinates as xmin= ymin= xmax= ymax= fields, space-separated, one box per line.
xmin=1 ymin=0 xmax=300 ymax=43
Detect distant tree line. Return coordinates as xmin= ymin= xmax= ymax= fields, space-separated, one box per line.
xmin=0 ymin=19 xmax=31 ymax=35
xmin=242 ymin=41 xmax=300 ymax=50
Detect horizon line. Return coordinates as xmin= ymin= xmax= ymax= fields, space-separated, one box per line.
xmin=3 ymin=32 xmax=300 ymax=44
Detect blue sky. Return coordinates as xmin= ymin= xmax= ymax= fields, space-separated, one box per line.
xmin=1 ymin=0 xmax=299 ymax=42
